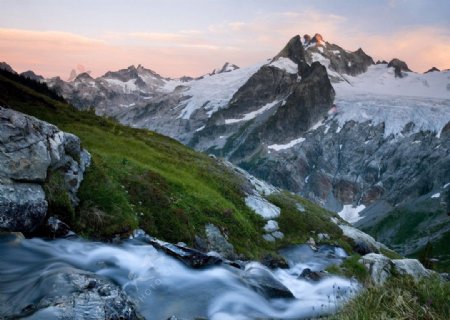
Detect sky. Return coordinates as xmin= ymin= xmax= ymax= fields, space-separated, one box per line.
xmin=0 ymin=0 xmax=449 ymax=79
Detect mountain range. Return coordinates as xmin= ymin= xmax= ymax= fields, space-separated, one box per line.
xmin=4 ymin=33 xmax=450 ymax=269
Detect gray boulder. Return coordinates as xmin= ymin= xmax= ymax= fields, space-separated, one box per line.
xmin=392 ymin=259 xmax=432 ymax=280
xmin=205 ymin=223 xmax=236 ymax=260
xmin=360 ymin=253 xmax=392 ymax=285
xmin=0 ymin=107 xmax=91 ymax=232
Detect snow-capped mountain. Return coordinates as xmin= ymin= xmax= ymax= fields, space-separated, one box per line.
xmin=46 ymin=34 xmax=450 ymax=261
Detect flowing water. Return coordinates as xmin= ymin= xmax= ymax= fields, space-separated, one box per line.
xmin=0 ymin=234 xmax=359 ymax=319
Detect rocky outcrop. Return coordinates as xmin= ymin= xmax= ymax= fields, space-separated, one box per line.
xmin=388 ymin=58 xmax=412 ymax=77
xmin=0 ymin=107 xmax=90 ymax=232
xmin=361 ymin=253 xmax=433 ymax=285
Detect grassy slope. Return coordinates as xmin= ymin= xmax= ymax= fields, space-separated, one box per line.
xmin=2 ymin=72 xmax=449 ymax=319
xmin=0 ymin=73 xmax=348 ymax=259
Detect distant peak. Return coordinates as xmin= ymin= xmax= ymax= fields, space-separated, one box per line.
xmin=75 ymin=72 xmax=94 ymax=81
xmin=209 ymin=62 xmax=239 ymax=75
xmin=424 ymin=67 xmax=440 ymax=74
xmin=0 ymin=62 xmax=15 ymax=73
xmin=303 ymin=33 xmax=325 ymax=47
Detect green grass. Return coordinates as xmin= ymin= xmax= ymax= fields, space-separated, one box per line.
xmin=267 ymin=192 xmax=350 ymax=251
xmin=0 ymin=74 xmax=274 ymax=257
xmin=331 ymin=275 xmax=450 ymax=320
xmin=326 ymin=254 xmax=369 ymax=283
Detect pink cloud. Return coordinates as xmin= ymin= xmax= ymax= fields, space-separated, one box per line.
xmin=0 ymin=13 xmax=448 ymax=80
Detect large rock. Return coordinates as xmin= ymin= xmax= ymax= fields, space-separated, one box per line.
xmin=4 ymin=271 xmax=140 ymax=320
xmin=204 ymin=223 xmax=236 ymax=260
xmin=0 ymin=184 xmax=47 ymax=232
xmin=361 ymin=253 xmax=433 ymax=285
xmin=391 ymin=259 xmax=432 ymax=280
xmin=242 ymin=263 xmax=295 ymax=298
xmin=360 ymin=253 xmax=391 ymax=285
xmin=0 ymin=107 xmax=91 ymax=232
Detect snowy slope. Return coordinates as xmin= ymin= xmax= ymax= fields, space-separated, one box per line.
xmin=331 ymin=66 xmax=450 ymax=138
xmin=177 ymin=62 xmax=265 ymax=119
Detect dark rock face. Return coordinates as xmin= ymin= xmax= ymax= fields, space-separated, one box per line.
xmin=298 ymin=268 xmax=326 ymax=281
xmin=388 ymin=58 xmax=412 ymax=77
xmin=257 ymin=62 xmax=335 ymax=145
xmin=190 ymin=43 xmax=335 ymax=163
xmin=0 ymin=107 xmax=91 ymax=232
xmin=274 ymin=34 xmax=309 ymax=74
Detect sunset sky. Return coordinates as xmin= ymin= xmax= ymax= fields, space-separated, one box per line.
xmin=1 ymin=0 xmax=449 ymax=79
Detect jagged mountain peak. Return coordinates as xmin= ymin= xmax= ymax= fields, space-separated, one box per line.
xmin=74 ymin=72 xmax=94 ymax=82
xmin=273 ymin=34 xmax=309 ymax=74
xmin=209 ymin=62 xmax=240 ymax=76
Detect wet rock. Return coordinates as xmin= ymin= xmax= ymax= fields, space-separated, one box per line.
xmin=260 ymin=254 xmax=289 ymax=269
xmin=298 ymin=268 xmax=327 ymax=281
xmin=3 ymin=271 xmax=140 ymax=320
xmin=146 ymin=237 xmax=223 ymax=269
xmin=205 ymin=223 xmax=236 ymax=260
xmin=0 ymin=183 xmax=47 ymax=232
xmin=35 ymin=216 xmax=71 ymax=238
xmin=242 ymin=263 xmax=295 ymax=299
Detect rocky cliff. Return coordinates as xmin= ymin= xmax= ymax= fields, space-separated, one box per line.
xmin=0 ymin=107 xmax=90 ymax=232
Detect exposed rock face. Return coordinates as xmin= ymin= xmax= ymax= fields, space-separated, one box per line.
xmin=0 ymin=107 xmax=91 ymax=232
xmin=388 ymin=58 xmax=412 ymax=77
xmin=204 ymin=223 xmax=236 ymax=260
xmin=361 ymin=253 xmax=433 ymax=285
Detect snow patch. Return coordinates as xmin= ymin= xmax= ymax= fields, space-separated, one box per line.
xmin=177 ymin=62 xmax=264 ymax=119
xmin=268 ymin=137 xmax=305 ymax=151
xmin=225 ymin=100 xmax=280 ymax=124
xmin=195 ymin=125 xmax=205 ymax=132
xmin=431 ymin=193 xmax=440 ymax=198
xmin=269 ymin=57 xmax=298 ymax=74
xmin=338 ymin=204 xmax=366 ymax=224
